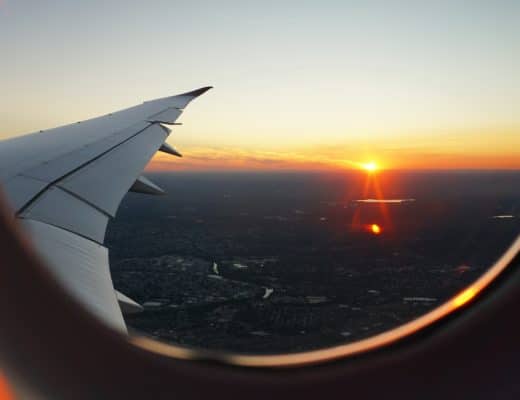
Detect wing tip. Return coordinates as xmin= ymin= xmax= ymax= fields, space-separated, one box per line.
xmin=178 ymin=86 xmax=213 ymax=98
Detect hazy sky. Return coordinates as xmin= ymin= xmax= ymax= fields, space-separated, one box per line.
xmin=1 ymin=1 xmax=518 ymax=170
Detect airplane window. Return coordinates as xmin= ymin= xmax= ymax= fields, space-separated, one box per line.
xmin=1 ymin=1 xmax=518 ymax=368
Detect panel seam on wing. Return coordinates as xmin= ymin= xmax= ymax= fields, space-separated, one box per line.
xmin=15 ymin=122 xmax=155 ymax=216
xmin=18 ymin=216 xmax=107 ymax=246
xmin=54 ymin=185 xmax=112 ymax=217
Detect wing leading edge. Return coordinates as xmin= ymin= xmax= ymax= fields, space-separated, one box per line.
xmin=0 ymin=87 xmax=212 ymax=332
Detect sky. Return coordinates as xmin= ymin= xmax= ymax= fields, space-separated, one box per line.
xmin=0 ymin=0 xmax=519 ymax=171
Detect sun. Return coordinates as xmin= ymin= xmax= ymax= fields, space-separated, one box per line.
xmin=361 ymin=161 xmax=379 ymax=173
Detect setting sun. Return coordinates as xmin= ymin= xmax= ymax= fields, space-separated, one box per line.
xmin=362 ymin=161 xmax=379 ymax=173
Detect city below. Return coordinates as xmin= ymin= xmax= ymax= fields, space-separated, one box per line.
xmin=106 ymin=170 xmax=520 ymax=353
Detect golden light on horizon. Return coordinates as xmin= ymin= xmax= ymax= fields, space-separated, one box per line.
xmin=146 ymin=144 xmax=520 ymax=173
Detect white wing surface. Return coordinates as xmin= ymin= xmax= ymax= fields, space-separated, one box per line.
xmin=0 ymin=87 xmax=212 ymax=332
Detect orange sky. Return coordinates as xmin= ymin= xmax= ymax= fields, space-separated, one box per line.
xmin=147 ymin=119 xmax=520 ymax=172
xmin=147 ymin=137 xmax=520 ymax=173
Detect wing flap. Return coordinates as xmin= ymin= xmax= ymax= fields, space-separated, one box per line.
xmin=21 ymin=219 xmax=126 ymax=333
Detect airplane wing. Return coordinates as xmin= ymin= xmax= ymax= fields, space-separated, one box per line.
xmin=0 ymin=87 xmax=212 ymax=333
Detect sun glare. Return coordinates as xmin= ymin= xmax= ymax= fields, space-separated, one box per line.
xmin=370 ymin=224 xmax=382 ymax=235
xmin=362 ymin=161 xmax=378 ymax=173
xmin=452 ymin=287 xmax=477 ymax=308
